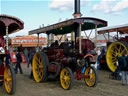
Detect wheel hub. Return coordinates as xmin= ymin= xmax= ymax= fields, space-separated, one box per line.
xmin=64 ymin=76 xmax=70 ymax=82
xmin=5 ymin=77 xmax=12 ymax=82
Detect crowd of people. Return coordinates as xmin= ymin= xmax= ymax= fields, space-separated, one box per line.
xmin=50 ymin=39 xmax=75 ymax=49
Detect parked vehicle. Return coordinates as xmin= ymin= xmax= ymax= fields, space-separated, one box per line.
xmin=98 ymin=24 xmax=128 ymax=72
xmin=0 ymin=15 xmax=24 ymax=94
xmin=29 ymin=17 xmax=107 ymax=89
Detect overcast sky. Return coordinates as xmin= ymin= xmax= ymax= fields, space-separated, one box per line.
xmin=0 ymin=0 xmax=128 ymax=37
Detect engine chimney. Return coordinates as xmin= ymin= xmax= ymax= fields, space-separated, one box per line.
xmin=73 ymin=0 xmax=82 ymax=53
xmin=73 ymin=0 xmax=82 ymax=18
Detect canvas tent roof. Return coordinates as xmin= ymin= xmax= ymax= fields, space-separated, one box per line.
xmin=98 ymin=24 xmax=128 ymax=34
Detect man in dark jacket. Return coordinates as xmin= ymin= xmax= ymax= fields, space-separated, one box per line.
xmin=118 ymin=51 xmax=128 ymax=85
xmin=27 ymin=52 xmax=34 ymax=79
xmin=15 ymin=51 xmax=23 ymax=74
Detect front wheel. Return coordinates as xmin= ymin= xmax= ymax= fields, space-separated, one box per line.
xmin=32 ymin=52 xmax=48 ymax=83
xmin=84 ymin=66 xmax=98 ymax=87
xmin=4 ymin=64 xmax=16 ymax=95
xmin=60 ymin=67 xmax=73 ymax=90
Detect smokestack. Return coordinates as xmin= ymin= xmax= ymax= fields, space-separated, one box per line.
xmin=73 ymin=0 xmax=82 ymax=53
xmin=74 ymin=0 xmax=80 ymax=14
xmin=73 ymin=0 xmax=82 ymax=18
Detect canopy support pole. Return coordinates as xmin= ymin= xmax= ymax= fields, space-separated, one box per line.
xmin=47 ymin=34 xmax=49 ymax=47
xmin=37 ymin=33 xmax=40 ymax=52
xmin=103 ymin=33 xmax=107 ymax=40
xmin=71 ymin=32 xmax=75 ymax=41
xmin=95 ymin=25 xmax=97 ymax=51
xmin=117 ymin=31 xmax=119 ymax=39
xmin=108 ymin=31 xmax=110 ymax=41
xmin=79 ymin=24 xmax=82 ymax=53
xmin=6 ymin=26 xmax=9 ymax=50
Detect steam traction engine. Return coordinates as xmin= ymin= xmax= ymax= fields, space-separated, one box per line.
xmin=29 ymin=17 xmax=107 ymax=89
xmin=98 ymin=24 xmax=128 ymax=72
xmin=0 ymin=15 xmax=24 ymax=94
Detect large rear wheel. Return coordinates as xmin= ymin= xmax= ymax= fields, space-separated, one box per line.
xmin=60 ymin=67 xmax=73 ymax=90
xmin=106 ymin=41 xmax=128 ymax=72
xmin=32 ymin=52 xmax=49 ymax=83
xmin=84 ymin=66 xmax=98 ymax=87
xmin=4 ymin=64 xmax=16 ymax=95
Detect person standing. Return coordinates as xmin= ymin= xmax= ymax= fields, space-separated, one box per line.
xmin=118 ymin=51 xmax=128 ymax=85
xmin=24 ymin=48 xmax=28 ymax=63
xmin=15 ymin=50 xmax=23 ymax=74
xmin=27 ymin=52 xmax=34 ymax=79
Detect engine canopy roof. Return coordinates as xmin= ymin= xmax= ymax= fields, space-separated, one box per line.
xmin=0 ymin=14 xmax=24 ymax=36
xmin=29 ymin=17 xmax=107 ymax=35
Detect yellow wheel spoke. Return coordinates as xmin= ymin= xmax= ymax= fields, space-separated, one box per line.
xmin=112 ymin=53 xmax=116 ymax=56
xmin=35 ymin=57 xmax=39 ymax=62
xmin=39 ymin=58 xmax=42 ymax=64
xmin=118 ymin=45 xmax=121 ymax=53
xmin=121 ymin=49 xmax=126 ymax=55
xmin=39 ymin=65 xmax=43 ymax=69
xmin=113 ymin=46 xmax=119 ymax=52
xmin=112 ymin=57 xmax=117 ymax=61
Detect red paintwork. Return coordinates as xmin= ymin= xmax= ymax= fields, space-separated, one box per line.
xmin=84 ymin=54 xmax=94 ymax=58
xmin=0 ymin=36 xmax=5 ymax=47
xmin=61 ymin=56 xmax=70 ymax=64
xmin=84 ymin=54 xmax=96 ymax=62
xmin=47 ymin=49 xmax=64 ymax=61
xmin=100 ymin=60 xmax=106 ymax=63
xmin=48 ymin=64 xmax=57 ymax=72
xmin=76 ymin=39 xmax=95 ymax=53
xmin=0 ymin=64 xmax=4 ymax=76
xmin=74 ymin=70 xmax=90 ymax=80
xmin=47 ymin=48 xmax=95 ymax=80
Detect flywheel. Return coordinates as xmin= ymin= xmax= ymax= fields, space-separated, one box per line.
xmin=106 ymin=41 xmax=128 ymax=72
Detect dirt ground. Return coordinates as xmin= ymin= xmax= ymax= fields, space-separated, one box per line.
xmin=0 ymin=64 xmax=128 ymax=96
